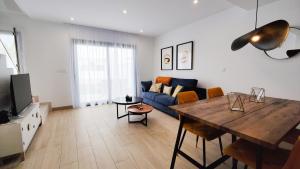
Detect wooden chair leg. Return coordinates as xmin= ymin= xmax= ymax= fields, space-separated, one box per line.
xmin=178 ymin=129 xmax=187 ymax=150
xmin=196 ymin=136 xmax=199 ymax=147
xmin=244 ymin=165 xmax=248 ymax=169
xmin=218 ymin=137 xmax=224 ymax=156
xmin=203 ymin=138 xmax=206 ymax=167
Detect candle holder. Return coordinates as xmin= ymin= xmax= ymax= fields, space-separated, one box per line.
xmin=249 ymin=87 xmax=265 ymax=103
xmin=227 ymin=92 xmax=245 ymax=112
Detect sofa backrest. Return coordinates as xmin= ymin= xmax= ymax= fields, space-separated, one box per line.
xmin=171 ymin=78 xmax=198 ymax=91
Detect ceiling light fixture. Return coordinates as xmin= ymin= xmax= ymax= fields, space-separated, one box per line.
xmin=139 ymin=29 xmax=144 ymax=33
xmin=122 ymin=10 xmax=127 ymax=14
xmin=193 ymin=0 xmax=199 ymax=4
xmin=231 ymin=0 xmax=289 ymax=52
xmin=70 ymin=17 xmax=75 ymax=21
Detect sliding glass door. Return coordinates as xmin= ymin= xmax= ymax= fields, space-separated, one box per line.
xmin=73 ymin=40 xmax=136 ymax=107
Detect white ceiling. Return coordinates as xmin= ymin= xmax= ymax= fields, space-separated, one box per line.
xmin=227 ymin=0 xmax=280 ymax=10
xmin=10 ymin=0 xmax=279 ymax=36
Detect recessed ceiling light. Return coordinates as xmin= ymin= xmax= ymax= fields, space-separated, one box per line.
xmin=193 ymin=0 xmax=199 ymax=4
xmin=122 ymin=10 xmax=127 ymax=14
xmin=70 ymin=17 xmax=75 ymax=21
xmin=140 ymin=29 xmax=144 ymax=33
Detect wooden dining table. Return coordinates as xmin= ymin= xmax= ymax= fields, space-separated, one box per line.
xmin=169 ymin=94 xmax=300 ymax=169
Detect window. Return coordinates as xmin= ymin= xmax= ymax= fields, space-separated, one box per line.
xmin=73 ymin=40 xmax=136 ymax=107
xmin=0 ymin=31 xmax=18 ymax=73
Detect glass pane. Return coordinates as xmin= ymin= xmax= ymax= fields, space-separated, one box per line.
xmin=0 ymin=31 xmax=18 ymax=72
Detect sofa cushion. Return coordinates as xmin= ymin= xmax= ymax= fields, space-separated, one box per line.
xmin=141 ymin=81 xmax=152 ymax=92
xmin=149 ymin=83 xmax=162 ymax=93
xmin=163 ymin=86 xmax=172 ymax=95
xmin=142 ymin=92 xmax=160 ymax=101
xmin=156 ymin=76 xmax=172 ymax=85
xmin=172 ymin=78 xmax=198 ymax=90
xmin=154 ymin=94 xmax=176 ymax=106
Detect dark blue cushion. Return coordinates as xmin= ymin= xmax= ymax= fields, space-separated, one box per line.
xmin=171 ymin=78 xmax=198 ymax=88
xmin=154 ymin=94 xmax=176 ymax=106
xmin=141 ymin=81 xmax=152 ymax=92
xmin=142 ymin=92 xmax=160 ymax=101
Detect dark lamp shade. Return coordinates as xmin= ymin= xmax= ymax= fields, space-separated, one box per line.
xmin=231 ymin=20 xmax=290 ymax=51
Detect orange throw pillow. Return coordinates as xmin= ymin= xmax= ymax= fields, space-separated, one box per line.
xmin=155 ymin=76 xmax=172 ymax=85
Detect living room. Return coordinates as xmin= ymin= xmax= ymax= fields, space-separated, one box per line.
xmin=0 ymin=0 xmax=300 ymax=169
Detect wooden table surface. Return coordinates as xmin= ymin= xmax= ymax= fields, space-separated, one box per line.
xmin=170 ymin=94 xmax=300 ymax=149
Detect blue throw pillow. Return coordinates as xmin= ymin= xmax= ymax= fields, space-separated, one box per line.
xmin=141 ymin=81 xmax=152 ymax=92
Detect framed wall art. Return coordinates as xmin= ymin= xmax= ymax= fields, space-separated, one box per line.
xmin=176 ymin=41 xmax=193 ymax=70
xmin=161 ymin=46 xmax=173 ymax=70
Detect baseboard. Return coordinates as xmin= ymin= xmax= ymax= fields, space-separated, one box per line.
xmin=52 ymin=105 xmax=73 ymax=111
xmin=40 ymin=102 xmax=52 ymax=112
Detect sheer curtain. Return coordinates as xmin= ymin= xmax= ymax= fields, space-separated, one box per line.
xmin=109 ymin=44 xmax=136 ymax=100
xmin=72 ymin=39 xmax=136 ymax=108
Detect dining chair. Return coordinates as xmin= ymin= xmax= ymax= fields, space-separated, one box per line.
xmin=283 ymin=128 xmax=300 ymax=144
xmin=207 ymin=87 xmax=224 ymax=99
xmin=177 ymin=90 xmax=225 ymax=167
xmin=223 ymin=136 xmax=300 ymax=169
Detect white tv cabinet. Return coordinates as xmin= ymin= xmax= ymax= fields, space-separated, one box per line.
xmin=0 ymin=103 xmax=46 ymax=159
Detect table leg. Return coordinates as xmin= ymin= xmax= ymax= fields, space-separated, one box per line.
xmin=170 ymin=116 xmax=185 ymax=169
xmin=232 ymin=135 xmax=237 ymax=169
xmin=116 ymin=104 xmax=119 ymax=119
xmin=128 ymin=112 xmax=130 ymax=122
xmin=256 ymin=146 xmax=263 ymax=169
xmin=145 ymin=113 xmax=147 ymax=126
xmin=116 ymin=104 xmax=129 ymax=119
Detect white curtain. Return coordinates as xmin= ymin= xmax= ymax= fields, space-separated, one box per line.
xmin=72 ymin=39 xmax=136 ymax=108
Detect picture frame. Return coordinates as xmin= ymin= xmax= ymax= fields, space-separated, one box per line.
xmin=161 ymin=46 xmax=173 ymax=70
xmin=176 ymin=41 xmax=193 ymax=70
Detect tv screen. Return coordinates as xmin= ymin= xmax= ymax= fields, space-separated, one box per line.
xmin=11 ymin=74 xmax=32 ymax=116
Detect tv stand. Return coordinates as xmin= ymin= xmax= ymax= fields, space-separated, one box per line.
xmin=0 ymin=103 xmax=48 ymax=160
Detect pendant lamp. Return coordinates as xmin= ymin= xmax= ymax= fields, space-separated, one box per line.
xmin=231 ymin=0 xmax=290 ymax=51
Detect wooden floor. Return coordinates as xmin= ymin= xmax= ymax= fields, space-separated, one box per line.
xmin=8 ymin=104 xmax=249 ymax=169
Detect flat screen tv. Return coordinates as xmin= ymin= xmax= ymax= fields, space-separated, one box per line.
xmin=10 ymin=74 xmax=32 ymax=116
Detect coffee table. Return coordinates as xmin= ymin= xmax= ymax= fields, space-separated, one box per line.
xmin=112 ymin=97 xmax=143 ymax=119
xmin=127 ymin=104 xmax=153 ymax=126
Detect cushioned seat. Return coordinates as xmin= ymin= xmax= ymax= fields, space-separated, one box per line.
xmin=142 ymin=92 xmax=160 ymax=101
xmin=183 ymin=119 xmax=225 ymax=141
xmin=224 ymin=139 xmax=290 ymax=169
xmin=154 ymin=94 xmax=176 ymax=106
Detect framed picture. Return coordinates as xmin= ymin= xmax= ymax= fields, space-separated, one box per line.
xmin=161 ymin=46 xmax=173 ymax=70
xmin=176 ymin=41 xmax=193 ymax=70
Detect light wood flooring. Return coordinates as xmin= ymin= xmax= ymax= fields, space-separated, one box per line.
xmin=8 ymin=104 xmax=251 ymax=169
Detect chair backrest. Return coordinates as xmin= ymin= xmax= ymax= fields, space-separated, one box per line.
xmin=177 ymin=91 xmax=199 ymax=104
xmin=282 ymin=136 xmax=300 ymax=169
xmin=207 ymin=87 xmax=224 ymax=99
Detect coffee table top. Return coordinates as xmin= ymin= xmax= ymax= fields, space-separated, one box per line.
xmin=127 ymin=104 xmax=153 ymax=114
xmin=112 ymin=97 xmax=143 ymax=105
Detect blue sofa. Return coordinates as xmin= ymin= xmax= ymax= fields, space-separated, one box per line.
xmin=141 ymin=78 xmax=206 ymax=118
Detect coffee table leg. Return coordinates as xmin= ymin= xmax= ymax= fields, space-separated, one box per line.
xmin=128 ymin=112 xmax=130 ymax=122
xmin=116 ymin=104 xmax=129 ymax=119
xmin=116 ymin=104 xmax=119 ymax=119
xmin=145 ymin=113 xmax=147 ymax=126
xmin=127 ymin=113 xmax=148 ymax=126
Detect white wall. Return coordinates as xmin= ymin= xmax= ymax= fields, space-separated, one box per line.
xmin=0 ymin=12 xmax=154 ymax=107
xmin=154 ymin=0 xmax=300 ymax=101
